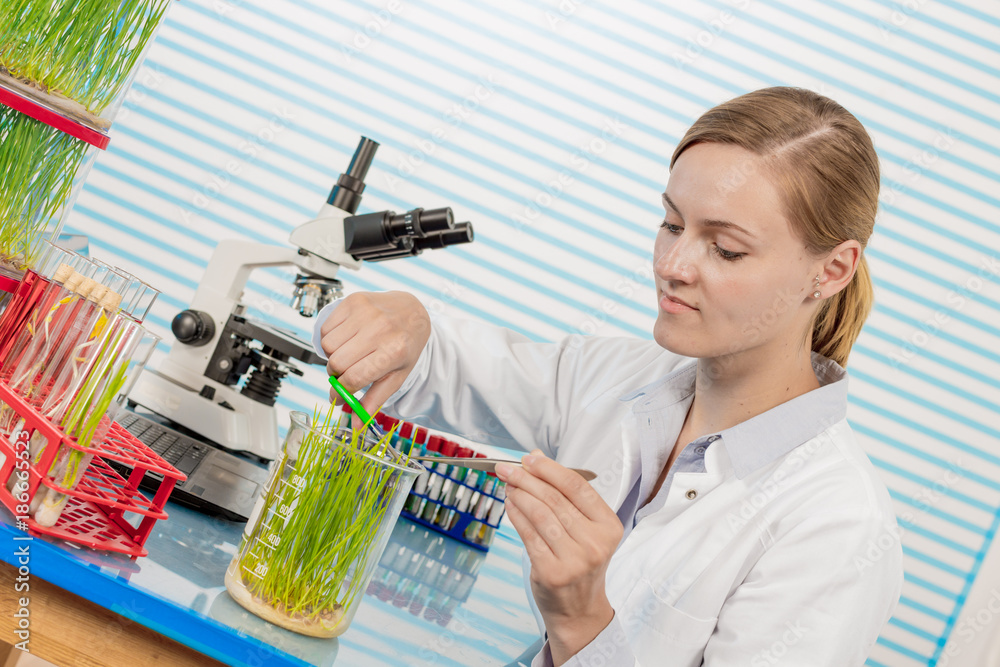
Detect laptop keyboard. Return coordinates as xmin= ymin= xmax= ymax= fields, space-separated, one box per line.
xmin=117 ymin=412 xmax=210 ymax=475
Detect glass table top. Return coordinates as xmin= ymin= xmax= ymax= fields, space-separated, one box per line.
xmin=0 ymin=496 xmax=541 ymax=666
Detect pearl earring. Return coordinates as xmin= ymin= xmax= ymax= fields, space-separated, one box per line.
xmin=812 ymin=276 xmax=822 ymax=299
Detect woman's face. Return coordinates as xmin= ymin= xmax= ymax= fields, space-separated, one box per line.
xmin=652 ymin=142 xmax=819 ymax=360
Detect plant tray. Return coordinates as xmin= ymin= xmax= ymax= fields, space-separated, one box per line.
xmin=0 ymin=71 xmax=110 ymax=149
xmin=0 ymin=381 xmax=184 ymax=557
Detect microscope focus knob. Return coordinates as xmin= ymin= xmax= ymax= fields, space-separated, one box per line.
xmin=172 ymin=310 xmax=216 ymax=346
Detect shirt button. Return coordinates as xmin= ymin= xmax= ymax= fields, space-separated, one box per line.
xmin=685 ymin=489 xmax=698 ymax=500
xmin=695 ymin=446 xmax=706 ymax=455
xmin=708 ymin=435 xmax=720 ymax=442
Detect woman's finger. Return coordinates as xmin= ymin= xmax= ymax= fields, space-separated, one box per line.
xmin=320 ymin=320 xmax=359 ymax=361
xmin=325 ymin=330 xmax=376 ymax=379
xmin=505 ymin=483 xmax=582 ymax=560
xmin=521 ymin=452 xmax=613 ymax=524
xmin=358 ymin=371 xmax=405 ymax=417
xmin=335 ymin=346 xmax=400 ymax=394
xmin=503 ymin=492 xmax=558 ymax=567
xmin=497 ymin=462 xmax=590 ymax=539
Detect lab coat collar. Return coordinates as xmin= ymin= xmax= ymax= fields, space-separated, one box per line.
xmin=618 ymin=357 xmax=697 ymax=407
xmin=617 ymin=351 xmax=849 ymax=480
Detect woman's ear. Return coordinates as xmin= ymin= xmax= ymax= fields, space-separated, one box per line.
xmin=817 ymin=240 xmax=862 ymax=298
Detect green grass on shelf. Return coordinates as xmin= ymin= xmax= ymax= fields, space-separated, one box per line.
xmin=0 ymin=107 xmax=88 ymax=269
xmin=0 ymin=0 xmax=171 ymax=115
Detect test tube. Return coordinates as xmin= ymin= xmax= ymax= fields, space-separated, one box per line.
xmin=449 ymin=462 xmax=481 ymax=530
xmin=421 ymin=437 xmax=455 ymax=523
xmin=404 ymin=550 xmax=425 ymax=578
xmin=33 ymin=324 xmax=160 ymax=527
xmin=394 ymin=579 xmax=419 ymax=609
xmin=405 ymin=429 xmax=435 ymax=515
xmin=28 ymin=263 xmax=131 ymax=409
xmin=0 ymin=260 xmax=104 ymax=435
xmin=437 ymin=446 xmax=472 ymax=529
xmin=464 ymin=474 xmax=498 ymax=542
xmin=396 ymin=421 xmax=415 ymax=456
xmin=479 ymin=481 xmax=508 ymax=547
xmin=0 ymin=242 xmax=81 ymax=371
xmin=381 ymin=543 xmax=406 ymax=570
xmin=453 ymin=571 xmax=476 ymax=601
xmin=116 ymin=273 xmax=159 ymax=323
xmin=461 ymin=452 xmax=489 ymax=513
xmin=408 ymin=584 xmax=429 ymax=616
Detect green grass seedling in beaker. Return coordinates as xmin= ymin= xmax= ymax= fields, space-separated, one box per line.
xmin=226 ymin=405 xmax=422 ymax=637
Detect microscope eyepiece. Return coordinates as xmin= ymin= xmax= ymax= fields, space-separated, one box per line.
xmin=325 ymin=136 xmax=474 ymax=262
xmin=413 ymin=222 xmax=474 ymax=251
xmin=416 ymin=207 xmax=454 ymax=234
xmin=344 ymin=207 xmax=472 ymax=261
xmin=328 ymin=137 xmax=379 ymax=214
xmin=383 ymin=207 xmax=455 ymax=240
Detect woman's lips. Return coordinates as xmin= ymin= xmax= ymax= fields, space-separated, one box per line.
xmin=659 ymin=293 xmax=698 ymax=313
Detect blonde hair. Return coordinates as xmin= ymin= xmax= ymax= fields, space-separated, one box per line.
xmin=670 ymin=87 xmax=878 ymax=368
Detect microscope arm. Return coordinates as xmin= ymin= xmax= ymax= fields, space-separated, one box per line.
xmin=199 ymin=238 xmax=345 ymax=304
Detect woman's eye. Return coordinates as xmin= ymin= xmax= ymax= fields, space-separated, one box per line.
xmin=661 ymin=221 xmax=683 ymax=234
xmin=712 ymin=244 xmax=746 ymax=261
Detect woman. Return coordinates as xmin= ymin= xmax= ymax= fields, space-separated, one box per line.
xmin=316 ymin=87 xmax=903 ymax=666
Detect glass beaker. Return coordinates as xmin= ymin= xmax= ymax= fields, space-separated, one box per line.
xmin=225 ymin=411 xmax=422 ymax=638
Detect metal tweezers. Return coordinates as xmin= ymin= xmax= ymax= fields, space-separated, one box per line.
xmin=410 ymin=456 xmax=597 ymax=481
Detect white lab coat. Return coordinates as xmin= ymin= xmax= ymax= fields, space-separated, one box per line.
xmin=322 ymin=312 xmax=903 ymax=666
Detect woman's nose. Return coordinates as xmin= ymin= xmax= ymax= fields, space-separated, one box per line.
xmin=654 ymin=233 xmax=696 ymax=284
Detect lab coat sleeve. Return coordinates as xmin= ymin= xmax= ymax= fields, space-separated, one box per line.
xmin=381 ymin=313 xmax=601 ymax=456
xmin=702 ymin=506 xmax=903 ymax=667
xmin=530 ymin=616 xmax=638 ymax=667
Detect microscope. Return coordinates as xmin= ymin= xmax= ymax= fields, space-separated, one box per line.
xmin=128 ymin=137 xmax=474 ymax=461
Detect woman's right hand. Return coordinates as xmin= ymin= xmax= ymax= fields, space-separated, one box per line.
xmin=319 ymin=291 xmax=431 ymax=416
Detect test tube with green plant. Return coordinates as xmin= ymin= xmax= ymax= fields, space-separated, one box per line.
xmin=0 ymin=263 xmax=111 ymax=436
xmin=32 ymin=317 xmax=157 ymax=526
xmin=225 ymin=405 xmax=423 ymax=637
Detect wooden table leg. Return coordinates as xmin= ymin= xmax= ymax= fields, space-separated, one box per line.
xmin=0 ymin=561 xmax=227 ymax=667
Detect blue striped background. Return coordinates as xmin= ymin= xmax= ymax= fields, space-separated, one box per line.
xmin=64 ymin=0 xmax=1000 ymax=664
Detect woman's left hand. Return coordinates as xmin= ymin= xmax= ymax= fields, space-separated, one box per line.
xmin=495 ymin=450 xmax=623 ymax=665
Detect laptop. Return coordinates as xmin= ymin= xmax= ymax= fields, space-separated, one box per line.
xmin=110 ymin=405 xmax=270 ymax=522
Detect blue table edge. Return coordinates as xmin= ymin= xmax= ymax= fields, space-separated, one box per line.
xmin=0 ymin=517 xmax=311 ymax=667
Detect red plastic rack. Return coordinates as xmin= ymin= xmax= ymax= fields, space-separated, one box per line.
xmin=0 ymin=76 xmax=110 ymax=149
xmin=0 ymin=382 xmax=185 ymax=558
